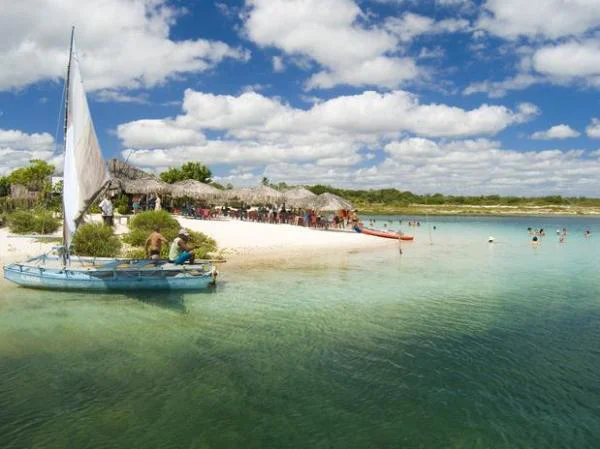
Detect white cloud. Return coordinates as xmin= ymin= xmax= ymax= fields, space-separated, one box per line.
xmin=418 ymin=47 xmax=445 ymax=59
xmin=384 ymin=13 xmax=470 ymax=42
xmin=243 ymin=0 xmax=419 ymax=89
xmin=586 ymin=118 xmax=600 ymax=138
xmin=272 ymin=56 xmax=285 ymax=73
xmin=533 ymin=40 xmax=600 ymax=80
xmin=113 ymin=89 xmax=600 ymax=195
xmin=257 ymin=137 xmax=600 ymax=195
xmin=464 ymin=73 xmax=541 ymax=98
xmin=95 ymin=90 xmax=150 ymax=104
xmin=118 ymin=120 xmax=205 ymax=149
xmin=0 ymin=0 xmax=249 ymax=92
xmin=531 ymin=124 xmax=580 ymax=140
xmin=124 ymin=88 xmax=537 ymax=145
xmin=118 ymin=89 xmax=541 ymax=191
xmin=478 ymin=0 xmax=600 ymax=40
xmin=0 ymin=128 xmax=58 ymax=175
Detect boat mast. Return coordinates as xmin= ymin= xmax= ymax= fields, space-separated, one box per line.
xmin=62 ymin=26 xmax=75 ymax=263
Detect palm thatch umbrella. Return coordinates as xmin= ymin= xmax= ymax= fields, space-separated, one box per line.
xmin=283 ymin=187 xmax=316 ymax=207
xmin=226 ymin=185 xmax=284 ymax=205
xmin=170 ymin=179 xmax=222 ymax=200
xmin=121 ymin=178 xmax=171 ymax=195
xmin=311 ymin=192 xmax=353 ymax=211
xmin=224 ymin=187 xmax=253 ymax=203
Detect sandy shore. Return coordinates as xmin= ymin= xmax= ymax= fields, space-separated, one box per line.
xmin=177 ymin=217 xmax=396 ymax=266
xmin=0 ymin=216 xmax=397 ymax=267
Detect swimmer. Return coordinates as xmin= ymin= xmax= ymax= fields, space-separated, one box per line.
xmin=488 ymin=236 xmax=495 ymax=243
xmin=531 ymin=235 xmax=540 ymax=247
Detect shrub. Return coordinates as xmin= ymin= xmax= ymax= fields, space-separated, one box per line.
xmin=123 ymin=247 xmax=147 ymax=259
xmin=71 ymin=223 xmax=121 ymax=257
xmin=115 ymin=195 xmax=130 ymax=215
xmin=7 ymin=209 xmax=60 ymax=234
xmin=128 ymin=210 xmax=180 ymax=240
xmin=34 ymin=210 xmax=61 ymax=234
xmin=189 ymin=230 xmax=217 ymax=259
xmin=124 ymin=210 xmax=217 ymax=259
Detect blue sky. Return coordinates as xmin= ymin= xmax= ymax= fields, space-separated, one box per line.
xmin=1 ymin=0 xmax=600 ymax=195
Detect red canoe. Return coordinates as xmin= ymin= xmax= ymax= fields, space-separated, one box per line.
xmin=353 ymin=226 xmax=414 ymax=241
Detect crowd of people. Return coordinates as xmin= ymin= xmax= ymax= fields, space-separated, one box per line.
xmin=527 ymin=226 xmax=592 ymax=246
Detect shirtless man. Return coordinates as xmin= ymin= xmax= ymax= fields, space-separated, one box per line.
xmin=145 ymin=226 xmax=168 ymax=260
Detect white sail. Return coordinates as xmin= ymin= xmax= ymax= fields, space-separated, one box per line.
xmin=62 ymin=38 xmax=108 ymax=249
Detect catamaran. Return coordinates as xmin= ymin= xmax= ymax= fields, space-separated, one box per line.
xmin=3 ymin=29 xmax=217 ymax=291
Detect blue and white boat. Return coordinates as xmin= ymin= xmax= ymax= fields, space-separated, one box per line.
xmin=4 ymin=254 xmax=216 ymax=291
xmin=3 ymin=28 xmax=217 ymax=291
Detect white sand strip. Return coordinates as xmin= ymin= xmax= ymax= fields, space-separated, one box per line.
xmin=0 ymin=216 xmax=397 ymax=267
xmin=177 ymin=217 xmax=396 ymax=263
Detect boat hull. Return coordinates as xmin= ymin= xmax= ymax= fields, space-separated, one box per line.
xmin=3 ymin=256 xmax=216 ymax=291
xmin=353 ymin=226 xmax=414 ymax=241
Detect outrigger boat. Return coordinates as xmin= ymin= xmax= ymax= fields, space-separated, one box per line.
xmin=3 ymin=29 xmax=217 ymax=291
xmin=353 ymin=225 xmax=414 ymax=241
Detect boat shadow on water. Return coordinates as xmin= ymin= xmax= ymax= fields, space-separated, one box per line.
xmin=121 ymin=283 xmax=219 ymax=313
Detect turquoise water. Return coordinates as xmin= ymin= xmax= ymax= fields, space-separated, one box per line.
xmin=1 ymin=216 xmax=599 ymax=448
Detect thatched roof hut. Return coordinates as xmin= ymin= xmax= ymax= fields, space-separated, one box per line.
xmin=121 ymin=178 xmax=171 ymax=195
xmin=311 ymin=192 xmax=353 ymax=211
xmin=170 ymin=179 xmax=222 ymax=200
xmin=226 ymin=185 xmax=284 ymax=205
xmin=107 ymin=158 xmax=153 ymax=181
xmin=107 ymin=158 xmax=170 ymax=195
xmin=283 ymin=187 xmax=316 ymax=207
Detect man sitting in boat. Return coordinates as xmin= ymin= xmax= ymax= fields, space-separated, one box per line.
xmin=145 ymin=226 xmax=168 ymax=260
xmin=169 ymin=229 xmax=196 ymax=264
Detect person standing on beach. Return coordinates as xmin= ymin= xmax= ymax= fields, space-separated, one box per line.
xmin=99 ymin=196 xmax=113 ymax=226
xmin=145 ymin=226 xmax=168 ymax=260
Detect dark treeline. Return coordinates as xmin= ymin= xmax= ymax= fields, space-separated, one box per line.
xmin=306 ymin=185 xmax=600 ymax=207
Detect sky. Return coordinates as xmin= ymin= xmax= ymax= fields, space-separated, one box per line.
xmin=1 ymin=0 xmax=600 ymax=196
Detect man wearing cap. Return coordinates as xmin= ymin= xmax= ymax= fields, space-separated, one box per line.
xmin=168 ymin=228 xmax=196 ymax=264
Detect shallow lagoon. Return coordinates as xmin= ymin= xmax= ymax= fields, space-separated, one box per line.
xmin=1 ymin=216 xmax=599 ymax=449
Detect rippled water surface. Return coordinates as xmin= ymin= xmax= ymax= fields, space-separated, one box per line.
xmin=1 ymin=216 xmax=600 ymax=449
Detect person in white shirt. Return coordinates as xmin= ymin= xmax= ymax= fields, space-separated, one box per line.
xmin=99 ymin=196 xmax=113 ymax=226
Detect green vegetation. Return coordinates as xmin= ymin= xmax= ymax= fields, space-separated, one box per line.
xmin=115 ymin=194 xmax=130 ymax=215
xmin=0 ymin=176 xmax=10 ymax=197
xmin=159 ymin=162 xmax=212 ymax=184
xmin=8 ymin=159 xmax=54 ymax=191
xmin=6 ymin=209 xmax=60 ymax=234
xmin=306 ymin=185 xmax=600 ymax=213
xmin=71 ymin=223 xmax=122 ymax=257
xmin=123 ymin=210 xmax=216 ymax=258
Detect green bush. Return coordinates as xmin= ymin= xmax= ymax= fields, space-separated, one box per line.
xmin=34 ymin=210 xmax=61 ymax=234
xmin=189 ymin=230 xmax=217 ymax=259
xmin=128 ymin=210 xmax=180 ymax=239
xmin=124 ymin=210 xmax=217 ymax=259
xmin=7 ymin=209 xmax=60 ymax=234
xmin=115 ymin=195 xmax=130 ymax=215
xmin=123 ymin=247 xmax=147 ymax=259
xmin=71 ymin=223 xmax=121 ymax=257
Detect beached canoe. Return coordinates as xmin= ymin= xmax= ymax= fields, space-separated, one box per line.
xmin=353 ymin=226 xmax=414 ymax=241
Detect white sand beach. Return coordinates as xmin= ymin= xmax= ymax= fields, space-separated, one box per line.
xmin=0 ymin=216 xmax=397 ymax=267
xmin=178 ymin=217 xmax=396 ymax=264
